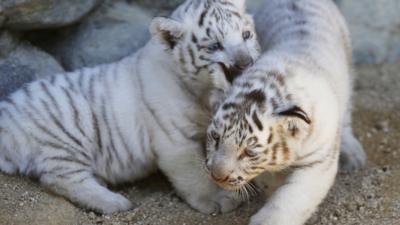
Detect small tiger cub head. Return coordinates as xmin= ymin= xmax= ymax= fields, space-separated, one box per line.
xmin=205 ymin=74 xmax=312 ymax=190
xmin=150 ymin=0 xmax=260 ymax=91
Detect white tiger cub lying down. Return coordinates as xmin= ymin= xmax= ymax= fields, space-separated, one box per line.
xmin=206 ymin=0 xmax=365 ymax=224
xmin=0 ymin=0 xmax=260 ymax=214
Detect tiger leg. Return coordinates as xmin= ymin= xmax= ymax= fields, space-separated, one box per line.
xmin=39 ymin=166 xmax=132 ymax=214
xmin=157 ymin=144 xmax=242 ymax=214
xmin=249 ymin=147 xmax=339 ymax=225
xmin=339 ymin=109 xmax=366 ymax=171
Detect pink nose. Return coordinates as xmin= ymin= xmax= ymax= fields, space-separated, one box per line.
xmin=211 ymin=171 xmax=229 ymax=182
xmin=210 ymin=164 xmax=232 ymax=182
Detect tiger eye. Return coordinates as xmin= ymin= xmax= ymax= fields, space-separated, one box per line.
xmin=244 ymin=148 xmax=257 ymax=157
xmin=242 ymin=31 xmax=251 ymax=40
xmin=211 ymin=131 xmax=220 ymax=140
xmin=207 ymin=42 xmax=223 ymax=52
xmin=247 ymin=137 xmax=258 ymax=147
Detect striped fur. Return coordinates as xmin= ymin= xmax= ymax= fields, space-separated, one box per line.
xmin=0 ymin=0 xmax=260 ymax=214
xmin=205 ymin=0 xmax=365 ymax=224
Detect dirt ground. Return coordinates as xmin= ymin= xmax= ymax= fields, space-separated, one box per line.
xmin=0 ymin=61 xmax=399 ymax=225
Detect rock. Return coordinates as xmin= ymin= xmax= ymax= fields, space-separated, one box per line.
xmin=335 ymin=0 xmax=400 ymax=63
xmin=41 ymin=1 xmax=153 ymax=71
xmin=0 ymin=0 xmax=102 ymax=30
xmin=135 ymin=0 xmax=185 ymax=11
xmin=246 ymin=0 xmax=265 ymax=14
xmin=0 ymin=31 xmax=64 ymax=99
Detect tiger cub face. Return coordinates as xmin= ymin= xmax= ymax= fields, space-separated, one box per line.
xmin=150 ymin=0 xmax=260 ymax=92
xmin=205 ymin=74 xmax=312 ymax=190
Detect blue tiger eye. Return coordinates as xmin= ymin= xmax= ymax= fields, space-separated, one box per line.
xmin=242 ymin=31 xmax=251 ymax=40
xmin=208 ymin=42 xmax=223 ymax=52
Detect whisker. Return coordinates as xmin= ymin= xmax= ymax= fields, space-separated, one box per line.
xmin=246 ymin=182 xmax=258 ymax=197
xmin=241 ymin=185 xmax=250 ymax=202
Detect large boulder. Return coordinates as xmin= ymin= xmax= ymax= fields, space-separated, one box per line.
xmin=135 ymin=0 xmax=185 ymax=11
xmin=0 ymin=0 xmax=102 ymax=30
xmin=335 ymin=0 xmax=400 ymax=63
xmin=40 ymin=1 xmax=154 ymax=71
xmin=249 ymin=0 xmax=400 ymax=64
xmin=0 ymin=31 xmax=64 ymax=99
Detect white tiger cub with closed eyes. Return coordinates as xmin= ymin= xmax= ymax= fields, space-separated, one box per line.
xmin=206 ymin=0 xmax=365 ymax=224
xmin=0 ymin=0 xmax=260 ymax=214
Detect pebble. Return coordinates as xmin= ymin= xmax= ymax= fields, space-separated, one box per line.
xmin=88 ymin=212 xmax=96 ymax=219
xmin=375 ymin=121 xmax=390 ymax=133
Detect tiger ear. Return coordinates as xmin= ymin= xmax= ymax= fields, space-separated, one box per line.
xmin=277 ymin=105 xmax=311 ymax=125
xmin=150 ymin=17 xmax=184 ymax=49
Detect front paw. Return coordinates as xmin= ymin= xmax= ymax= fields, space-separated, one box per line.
xmin=340 ymin=133 xmax=367 ymax=171
xmin=186 ymin=190 xmax=242 ymax=214
xmin=215 ymin=189 xmax=243 ymax=213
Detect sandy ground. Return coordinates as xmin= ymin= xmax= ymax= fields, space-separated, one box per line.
xmin=0 ymin=61 xmax=399 ymax=225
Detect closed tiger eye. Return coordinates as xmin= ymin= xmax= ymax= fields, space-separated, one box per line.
xmin=247 ymin=137 xmax=258 ymax=147
xmin=244 ymin=148 xmax=257 ymax=157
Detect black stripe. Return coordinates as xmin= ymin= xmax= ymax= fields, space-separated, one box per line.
xmin=64 ymin=74 xmax=75 ymax=91
xmin=57 ymin=169 xmax=87 ymax=178
xmin=50 ymin=75 xmax=57 ymax=85
xmin=135 ymin=51 xmax=173 ymax=141
xmin=198 ymin=6 xmax=208 ymax=27
xmin=35 ymin=138 xmax=82 ymax=160
xmin=40 ymin=82 xmax=63 ymax=118
xmin=188 ymin=45 xmax=197 ymax=69
xmin=22 ymin=105 xmax=88 ymax=160
xmin=110 ymin=102 xmax=134 ymax=164
xmin=191 ymin=33 xmax=198 ymax=43
xmin=88 ymin=74 xmax=96 ymax=101
xmin=77 ymin=69 xmax=85 ymax=91
xmin=43 ymin=156 xmax=90 ymax=167
xmin=252 ymin=111 xmax=263 ymax=131
xmin=62 ymin=87 xmax=88 ymax=139
xmin=40 ymin=99 xmax=84 ymax=148
xmin=91 ymin=110 xmax=103 ymax=155
xmin=101 ymin=97 xmax=124 ymax=170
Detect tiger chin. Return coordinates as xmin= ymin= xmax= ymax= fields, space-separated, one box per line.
xmin=206 ymin=0 xmax=366 ymax=224
xmin=0 ymin=0 xmax=260 ymax=215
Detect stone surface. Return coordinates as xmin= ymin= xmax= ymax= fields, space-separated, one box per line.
xmin=134 ymin=0 xmax=185 ymax=11
xmin=0 ymin=0 xmax=102 ymax=30
xmin=0 ymin=31 xmax=64 ymax=99
xmin=249 ymin=0 xmax=400 ymax=63
xmin=336 ymin=0 xmax=400 ymax=63
xmin=41 ymin=1 xmax=153 ymax=71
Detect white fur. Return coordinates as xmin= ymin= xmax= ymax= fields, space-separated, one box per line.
xmin=0 ymin=0 xmax=259 ymax=214
xmin=206 ymin=0 xmax=365 ymax=224
xmin=249 ymin=0 xmax=365 ymax=224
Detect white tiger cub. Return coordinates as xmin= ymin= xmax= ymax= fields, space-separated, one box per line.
xmin=0 ymin=0 xmax=260 ymax=214
xmin=206 ymin=0 xmax=365 ymax=224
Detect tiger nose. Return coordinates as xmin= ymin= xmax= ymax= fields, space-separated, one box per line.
xmin=235 ymin=55 xmax=253 ymax=70
xmin=210 ymin=164 xmax=232 ymax=182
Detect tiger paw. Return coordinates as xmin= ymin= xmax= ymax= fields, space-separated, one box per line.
xmin=340 ymin=133 xmax=367 ymax=171
xmin=185 ymin=189 xmax=242 ymax=215
xmin=214 ymin=189 xmax=243 ymax=213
